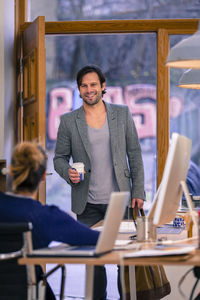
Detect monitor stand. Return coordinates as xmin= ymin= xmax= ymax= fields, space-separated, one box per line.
xmin=180 ymin=180 xmax=198 ymax=232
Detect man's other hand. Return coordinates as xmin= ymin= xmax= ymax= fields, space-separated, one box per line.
xmin=132 ymin=198 xmax=144 ymax=209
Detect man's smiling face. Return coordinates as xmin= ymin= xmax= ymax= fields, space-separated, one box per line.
xmin=79 ymin=72 xmax=105 ymax=106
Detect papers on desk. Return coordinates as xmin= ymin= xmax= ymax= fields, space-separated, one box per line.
xmin=94 ymin=221 xmax=136 ymax=234
xmin=124 ymin=245 xmax=196 ymax=258
xmin=115 ymin=239 xmax=131 ymax=246
xmin=119 ymin=222 xmax=136 ymax=233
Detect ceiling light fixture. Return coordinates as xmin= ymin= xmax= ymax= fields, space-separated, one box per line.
xmin=178 ymin=69 xmax=200 ymax=89
xmin=166 ymin=21 xmax=200 ymax=69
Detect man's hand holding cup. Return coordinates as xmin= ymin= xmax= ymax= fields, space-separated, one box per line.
xmin=69 ymin=162 xmax=85 ymax=183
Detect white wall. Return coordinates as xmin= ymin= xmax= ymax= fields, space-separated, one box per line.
xmin=0 ymin=0 xmax=15 ymax=165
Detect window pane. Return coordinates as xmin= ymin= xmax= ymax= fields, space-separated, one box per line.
xmin=45 ymin=33 xmax=157 ymax=211
xmin=29 ymin=0 xmax=200 ymax=21
xmin=170 ymin=36 xmax=200 ymax=201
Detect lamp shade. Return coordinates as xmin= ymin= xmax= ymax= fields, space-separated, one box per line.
xmin=166 ymin=22 xmax=200 ymax=69
xmin=178 ymin=69 xmax=200 ymax=89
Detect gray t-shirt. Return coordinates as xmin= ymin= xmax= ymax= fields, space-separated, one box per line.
xmin=87 ymin=117 xmax=119 ymax=204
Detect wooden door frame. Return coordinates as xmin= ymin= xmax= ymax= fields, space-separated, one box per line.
xmin=15 ymin=0 xmax=199 ymax=186
xmin=15 ymin=0 xmax=28 ymax=142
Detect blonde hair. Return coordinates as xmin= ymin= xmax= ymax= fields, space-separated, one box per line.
xmin=10 ymin=142 xmax=47 ymax=192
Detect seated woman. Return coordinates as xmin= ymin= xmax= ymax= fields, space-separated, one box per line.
xmin=0 ymin=141 xmax=100 ymax=299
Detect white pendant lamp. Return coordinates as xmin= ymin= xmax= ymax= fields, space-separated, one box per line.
xmin=166 ymin=21 xmax=200 ymax=69
xmin=178 ymin=69 xmax=200 ymax=89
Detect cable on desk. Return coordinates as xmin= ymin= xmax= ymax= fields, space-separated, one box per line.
xmin=178 ymin=267 xmax=193 ymax=299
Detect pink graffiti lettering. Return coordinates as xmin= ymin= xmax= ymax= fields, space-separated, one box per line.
xmin=103 ymin=87 xmax=123 ymax=104
xmin=47 ymin=84 xmax=183 ymax=141
xmin=48 ymin=87 xmax=73 ymax=140
xmin=132 ymin=104 xmax=156 ymax=139
xmin=170 ymin=96 xmax=183 ymax=118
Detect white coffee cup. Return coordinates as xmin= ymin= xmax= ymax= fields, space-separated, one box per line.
xmin=71 ymin=162 xmax=85 ymax=181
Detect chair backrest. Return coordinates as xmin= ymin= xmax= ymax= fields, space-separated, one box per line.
xmin=0 ymin=222 xmax=33 ymax=300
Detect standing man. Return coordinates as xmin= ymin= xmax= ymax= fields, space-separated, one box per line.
xmin=54 ymin=65 xmax=145 ymax=299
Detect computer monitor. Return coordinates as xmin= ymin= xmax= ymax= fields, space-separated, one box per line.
xmin=147 ymin=132 xmax=195 ymax=227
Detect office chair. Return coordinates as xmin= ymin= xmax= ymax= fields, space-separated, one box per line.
xmin=0 ymin=222 xmax=66 ymax=300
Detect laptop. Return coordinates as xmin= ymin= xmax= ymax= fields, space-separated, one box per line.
xmin=29 ymin=191 xmax=130 ymax=258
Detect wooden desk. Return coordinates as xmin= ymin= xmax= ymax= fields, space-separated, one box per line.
xmin=19 ymin=242 xmax=199 ymax=300
xmin=18 ymin=227 xmax=198 ymax=300
xmin=19 ymin=223 xmax=197 ymax=266
xmin=18 ymin=246 xmax=199 ymax=266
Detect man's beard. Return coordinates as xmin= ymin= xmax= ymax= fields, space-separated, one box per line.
xmin=81 ymin=92 xmax=102 ymax=106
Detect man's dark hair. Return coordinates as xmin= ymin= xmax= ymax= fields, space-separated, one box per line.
xmin=76 ymin=65 xmax=106 ymax=95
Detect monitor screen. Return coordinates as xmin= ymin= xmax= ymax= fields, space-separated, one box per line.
xmin=147 ymin=133 xmax=192 ymax=226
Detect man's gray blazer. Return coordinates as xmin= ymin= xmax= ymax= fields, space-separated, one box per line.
xmin=54 ymin=101 xmax=145 ymax=215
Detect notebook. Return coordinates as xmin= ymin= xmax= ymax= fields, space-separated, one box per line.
xmin=29 ymin=191 xmax=130 ymax=258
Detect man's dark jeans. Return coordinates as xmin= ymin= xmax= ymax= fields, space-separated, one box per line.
xmin=77 ymin=203 xmax=108 ymax=300
xmin=77 ymin=203 xmax=131 ymax=300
